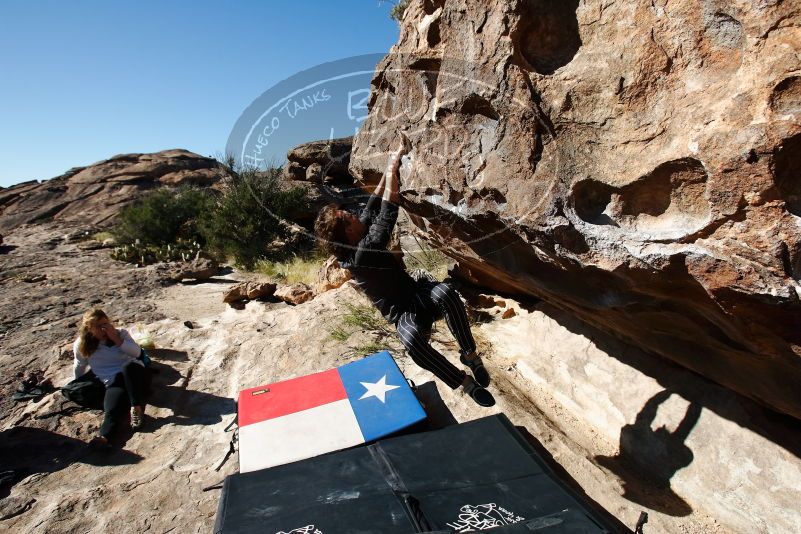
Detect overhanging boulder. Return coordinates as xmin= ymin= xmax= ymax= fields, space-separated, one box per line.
xmin=349 ymin=0 xmax=801 ymax=418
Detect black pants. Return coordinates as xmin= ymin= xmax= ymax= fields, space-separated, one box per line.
xmin=394 ymin=280 xmax=477 ymax=389
xmin=100 ymin=361 xmax=150 ymax=438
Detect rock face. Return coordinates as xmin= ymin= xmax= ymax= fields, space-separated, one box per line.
xmin=0 ymin=149 xmax=232 ymax=232
xmin=349 ymin=0 xmax=801 ymax=418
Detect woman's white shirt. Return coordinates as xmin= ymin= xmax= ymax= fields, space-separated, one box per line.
xmin=73 ymin=329 xmax=143 ymax=386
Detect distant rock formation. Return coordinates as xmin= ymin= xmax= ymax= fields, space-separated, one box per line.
xmin=0 ymin=149 xmax=232 ymax=232
xmin=283 ymin=136 xmax=353 ymax=183
xmin=282 ymin=136 xmax=369 ymax=223
xmin=349 ymin=0 xmax=801 ymax=418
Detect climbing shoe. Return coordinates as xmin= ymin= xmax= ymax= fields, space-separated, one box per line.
xmin=463 ymin=379 xmax=495 ymax=408
xmin=460 ymin=352 xmax=490 ymax=388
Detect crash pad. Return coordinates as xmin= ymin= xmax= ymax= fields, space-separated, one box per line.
xmin=215 ymin=414 xmax=616 ymax=533
xmin=237 ymin=350 xmax=426 ymax=472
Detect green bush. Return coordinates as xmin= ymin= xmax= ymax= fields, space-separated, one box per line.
xmin=386 ymin=0 xmax=409 ymax=21
xmin=114 ymin=187 xmax=214 ymax=246
xmin=201 ymin=167 xmax=308 ymax=269
xmin=110 ymin=162 xmax=308 ymax=269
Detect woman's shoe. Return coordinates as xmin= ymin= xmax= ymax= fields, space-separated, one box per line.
xmin=463 ymin=379 xmax=495 ymax=407
xmin=130 ymin=406 xmax=145 ymax=430
xmin=460 ymin=352 xmax=490 ymax=388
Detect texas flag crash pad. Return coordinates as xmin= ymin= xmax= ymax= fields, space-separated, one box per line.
xmin=237 ymin=350 xmax=426 ymax=472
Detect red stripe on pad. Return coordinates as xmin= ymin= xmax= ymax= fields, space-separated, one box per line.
xmin=238 ymin=368 xmax=347 ymax=427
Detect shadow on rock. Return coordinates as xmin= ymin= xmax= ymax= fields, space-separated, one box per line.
xmin=143 ymin=360 xmax=235 ymax=431
xmin=536 ymin=302 xmax=801 ymax=461
xmin=515 ymin=426 xmax=630 ymax=533
xmin=413 ymin=380 xmax=458 ymax=430
xmin=148 ymin=348 xmax=189 ymax=362
xmin=595 ymin=389 xmax=701 ymax=517
xmin=178 ymin=277 xmax=238 ymax=286
xmin=0 ymin=244 xmax=17 ymax=254
xmin=0 ymin=426 xmax=142 ymax=499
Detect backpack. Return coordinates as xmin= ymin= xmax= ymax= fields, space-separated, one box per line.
xmin=60 ymin=372 xmax=105 ymax=410
xmin=56 ymin=347 xmax=150 ymax=410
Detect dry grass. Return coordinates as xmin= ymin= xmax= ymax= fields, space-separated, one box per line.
xmin=255 ymin=252 xmax=327 ymax=285
xmin=91 ymin=231 xmax=115 ymax=243
xmin=328 ymin=301 xmax=397 ymax=358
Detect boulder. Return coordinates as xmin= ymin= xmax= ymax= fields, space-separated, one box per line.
xmin=169 ymin=256 xmax=220 ymax=282
xmin=283 ymin=161 xmax=306 ymax=181
xmin=349 ymin=0 xmax=801 ymax=418
xmin=315 ymin=255 xmax=352 ymax=293
xmin=285 ymin=136 xmax=354 ymax=181
xmin=222 ymin=281 xmax=277 ymax=304
xmin=274 ymin=283 xmax=314 ymax=305
xmin=305 ymin=162 xmax=324 ymax=183
xmin=0 ymin=149 xmax=233 ymax=232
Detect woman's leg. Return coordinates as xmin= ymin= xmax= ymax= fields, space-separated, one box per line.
xmin=121 ymin=361 xmax=149 ymax=407
xmin=395 ymin=311 xmax=466 ymax=389
xmin=99 ymin=373 xmax=128 ymax=438
xmin=429 ymin=282 xmax=477 ymax=357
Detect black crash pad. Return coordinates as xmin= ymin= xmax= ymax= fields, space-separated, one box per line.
xmin=214 ymin=414 xmax=616 ymax=533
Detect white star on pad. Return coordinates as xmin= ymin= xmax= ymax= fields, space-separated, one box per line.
xmin=359 ymin=375 xmax=400 ymax=403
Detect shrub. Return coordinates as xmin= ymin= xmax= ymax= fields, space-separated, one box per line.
xmin=327 ymin=302 xmax=395 ymax=356
xmin=201 ymin=166 xmax=308 ymax=268
xmin=114 ymin=187 xmax=214 ymax=246
xmin=341 ymin=303 xmax=391 ymax=334
xmin=384 ymin=0 xmax=410 ymax=21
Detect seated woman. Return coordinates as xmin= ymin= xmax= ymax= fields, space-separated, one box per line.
xmin=73 ymin=308 xmax=149 ymax=446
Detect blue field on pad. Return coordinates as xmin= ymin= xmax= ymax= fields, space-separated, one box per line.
xmin=337 ymin=351 xmax=427 ymax=442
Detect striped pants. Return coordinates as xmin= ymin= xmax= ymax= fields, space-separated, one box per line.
xmin=394 ymin=280 xmax=477 ymax=389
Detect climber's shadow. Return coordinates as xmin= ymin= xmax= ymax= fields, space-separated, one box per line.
xmin=594 ymin=389 xmax=702 ymax=517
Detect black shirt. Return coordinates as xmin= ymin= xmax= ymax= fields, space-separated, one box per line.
xmin=340 ymin=194 xmax=418 ymax=324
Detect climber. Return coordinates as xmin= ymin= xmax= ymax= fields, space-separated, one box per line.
xmin=314 ymin=132 xmax=494 ymax=407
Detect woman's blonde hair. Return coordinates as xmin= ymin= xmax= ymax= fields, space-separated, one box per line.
xmin=77 ymin=308 xmax=108 ymax=357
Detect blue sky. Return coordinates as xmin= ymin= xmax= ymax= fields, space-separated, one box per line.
xmin=0 ymin=0 xmax=400 ymax=188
